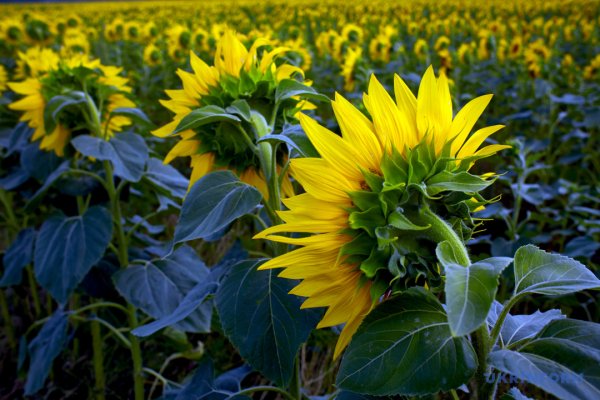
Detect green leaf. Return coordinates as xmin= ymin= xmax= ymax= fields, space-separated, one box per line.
xmin=489 ymin=319 xmax=600 ymax=400
xmin=501 ymin=387 xmax=534 ymax=400
xmin=0 ymin=228 xmax=35 ymax=287
xmin=33 ymin=206 xmax=112 ymax=304
xmin=114 ymin=246 xmax=212 ymax=333
xmin=226 ymin=99 xmax=252 ymax=122
xmin=513 ymin=245 xmax=600 ymax=296
xmin=173 ymin=105 xmax=241 ymax=135
xmin=24 ymin=161 xmax=70 ymax=212
xmin=43 ymin=91 xmax=86 ymax=134
xmin=275 ymin=79 xmax=330 ymax=104
xmin=173 ymin=171 xmax=262 ymax=244
xmin=426 ymin=171 xmax=493 ymax=195
xmin=487 ymin=301 xmax=565 ymax=346
xmin=169 ymin=359 xmax=252 ymax=400
xmin=24 ymin=310 xmax=69 ymax=395
xmin=144 ymin=157 xmax=188 ymax=200
xmin=337 ymin=289 xmax=477 ymax=395
xmin=111 ymin=107 xmax=154 ymax=127
xmin=436 ymin=241 xmax=460 ymax=267
xmin=71 ymin=132 xmax=149 ymax=182
xmin=445 ymin=257 xmax=512 ymax=336
xmin=216 ymin=259 xmax=321 ymax=387
xmin=281 ymin=123 xmax=319 ymax=158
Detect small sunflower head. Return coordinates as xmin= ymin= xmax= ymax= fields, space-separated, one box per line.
xmin=152 ymin=29 xmax=322 ymax=194
xmin=8 ymin=56 xmax=135 ymax=156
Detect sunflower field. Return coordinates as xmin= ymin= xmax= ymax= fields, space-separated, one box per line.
xmin=0 ymin=0 xmax=599 ymax=399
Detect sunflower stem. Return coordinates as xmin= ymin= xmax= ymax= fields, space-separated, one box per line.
xmin=91 ymin=319 xmax=106 ymax=400
xmin=0 ymin=290 xmax=16 ymax=350
xmin=413 ymin=207 xmax=471 ymax=267
xmin=102 ymin=160 xmax=145 ymax=400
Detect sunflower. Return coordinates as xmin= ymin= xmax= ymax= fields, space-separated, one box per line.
xmin=143 ymin=43 xmax=163 ymax=66
xmin=8 ymin=56 xmax=134 ymax=156
xmin=152 ymin=29 xmax=312 ymax=196
xmin=14 ymin=47 xmax=60 ymax=80
xmin=255 ymin=66 xmax=509 ymax=358
xmin=0 ymin=65 xmax=7 ymax=96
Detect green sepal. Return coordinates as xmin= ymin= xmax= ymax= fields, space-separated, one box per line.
xmin=388 ymin=209 xmax=430 ymax=231
xmin=381 ymin=148 xmax=408 ymax=186
xmin=426 ymin=170 xmax=494 ymax=196
xmin=360 ymin=247 xmax=390 ymax=279
xmin=370 ymin=275 xmax=390 ymax=302
xmin=340 ymin=233 xmax=374 ymax=257
xmin=362 ymin=169 xmax=385 ymax=193
xmin=348 ymin=207 xmax=386 ymax=237
xmin=347 ymin=190 xmax=380 ymax=212
xmin=375 ymin=226 xmax=398 ymax=250
xmin=378 ymin=188 xmax=402 ymax=216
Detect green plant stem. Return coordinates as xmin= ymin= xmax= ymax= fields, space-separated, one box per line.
xmin=103 ymin=160 xmax=144 ymax=400
xmin=489 ymin=293 xmax=525 ymax=349
xmin=0 ymin=290 xmax=16 ymax=349
xmin=72 ymin=301 xmax=130 ymax=316
xmin=27 ymin=267 xmax=42 ymax=317
xmin=450 ymin=389 xmax=460 ymax=400
xmin=474 ymin=325 xmax=492 ymax=399
xmin=0 ymin=190 xmax=19 ymax=236
xmin=91 ymin=319 xmax=106 ymax=400
xmin=289 ymin=356 xmax=302 ymax=400
xmin=413 ymin=207 xmax=471 ymax=267
xmin=237 ymin=385 xmax=296 ymax=400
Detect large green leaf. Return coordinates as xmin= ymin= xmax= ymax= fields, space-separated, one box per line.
xmin=216 ymin=259 xmax=321 ymax=387
xmin=0 ymin=228 xmax=35 ymax=287
xmin=173 ymin=105 xmax=241 ymax=135
xmin=24 ymin=310 xmax=69 ymax=395
xmin=132 ymin=244 xmax=245 ymax=337
xmin=114 ymin=246 xmax=212 ymax=333
xmin=33 ymin=206 xmax=112 ymax=304
xmin=489 ymin=318 xmax=600 ymax=400
xmin=337 ymin=289 xmax=477 ymax=396
xmin=71 ymin=132 xmax=149 ymax=182
xmin=513 ymin=245 xmax=600 ymax=296
xmin=445 ymin=257 xmax=512 ymax=336
xmin=173 ymin=171 xmax=262 ymax=244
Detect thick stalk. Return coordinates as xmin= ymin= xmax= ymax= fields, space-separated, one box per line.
xmin=27 ymin=267 xmax=42 ymax=317
xmin=289 ymin=357 xmax=302 ymax=400
xmin=103 ymin=161 xmax=144 ymax=400
xmin=91 ymin=319 xmax=106 ymax=400
xmin=412 ymin=207 xmax=471 ymax=267
xmin=411 ymin=208 xmax=500 ymax=398
xmin=0 ymin=290 xmax=15 ymax=349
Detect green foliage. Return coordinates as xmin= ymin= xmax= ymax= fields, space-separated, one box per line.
xmin=337 ymin=289 xmax=478 ymax=395
xmin=216 ymin=260 xmax=322 ymax=387
xmin=71 ymin=132 xmax=149 ymax=182
xmin=33 ymin=206 xmax=112 ymax=304
xmin=173 ymin=171 xmax=262 ymax=243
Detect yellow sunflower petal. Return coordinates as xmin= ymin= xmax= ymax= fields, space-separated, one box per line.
xmin=457 ymin=125 xmax=505 ymax=159
xmin=449 ymin=94 xmax=493 ymax=156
